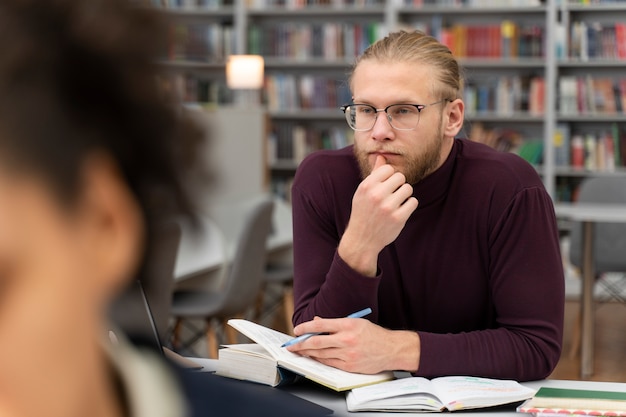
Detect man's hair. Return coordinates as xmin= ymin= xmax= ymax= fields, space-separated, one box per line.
xmin=351 ymin=30 xmax=463 ymax=100
xmin=0 ymin=0 xmax=203 ymax=276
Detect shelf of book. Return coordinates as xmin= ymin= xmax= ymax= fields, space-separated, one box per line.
xmin=396 ymin=5 xmax=546 ymax=14
xmin=465 ymin=113 xmax=544 ymax=123
xmin=558 ymin=59 xmax=626 ymax=68
xmin=263 ymin=58 xmax=354 ymax=69
xmin=151 ymin=0 xmax=626 ymax=202
xmin=459 ymin=58 xmax=546 ymax=68
xmin=159 ymin=7 xmax=235 ymax=17
xmin=565 ymin=3 xmax=626 ymax=12
xmin=246 ymin=7 xmax=386 ymax=16
xmin=158 ymin=60 xmax=226 ymax=69
xmin=555 ymin=166 xmax=626 ymax=177
xmin=269 ymin=110 xmax=344 ymax=120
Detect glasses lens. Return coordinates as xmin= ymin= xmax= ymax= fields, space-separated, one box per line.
xmin=387 ymin=104 xmax=420 ymax=130
xmin=345 ymin=105 xmax=376 ymax=131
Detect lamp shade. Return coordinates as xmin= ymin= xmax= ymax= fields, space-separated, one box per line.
xmin=226 ymin=55 xmax=264 ymax=89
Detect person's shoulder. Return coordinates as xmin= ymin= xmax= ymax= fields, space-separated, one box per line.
xmin=297 ymin=146 xmax=356 ymax=173
xmin=293 ymin=145 xmax=360 ymax=189
xmin=455 ymin=139 xmax=542 ymax=188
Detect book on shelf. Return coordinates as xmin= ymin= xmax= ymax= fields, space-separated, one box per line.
xmin=248 ymin=22 xmax=384 ymax=59
xmin=264 ymin=74 xmax=351 ymax=111
xmin=346 ymin=375 xmax=535 ymax=412
xmin=216 ymin=319 xmax=394 ymax=391
xmin=157 ymin=73 xmax=233 ymax=105
xmin=517 ymin=386 xmax=626 ymax=415
xmin=247 ymin=0 xmax=383 ymax=8
xmin=467 ymin=122 xmax=525 ymax=153
xmin=464 ymin=75 xmax=544 ymax=115
xmin=570 ymin=21 xmax=626 ymax=61
xmin=166 ymin=22 xmax=235 ymax=62
xmin=559 ymin=75 xmax=626 ymax=115
xmin=153 ymin=0 xmax=232 ymax=8
xmin=403 ymin=0 xmax=541 ymax=5
xmin=560 ymin=126 xmax=624 ymax=171
xmin=268 ymin=125 xmax=354 ymax=164
xmin=427 ymin=21 xmax=544 ymax=59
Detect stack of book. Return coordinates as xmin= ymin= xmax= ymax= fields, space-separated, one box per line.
xmin=157 ymin=73 xmax=233 ymax=105
xmin=518 ymin=387 xmax=626 ymax=416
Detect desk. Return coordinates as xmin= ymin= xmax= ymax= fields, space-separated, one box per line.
xmin=190 ymin=358 xmax=626 ymax=417
xmin=553 ymin=202 xmax=626 ymax=379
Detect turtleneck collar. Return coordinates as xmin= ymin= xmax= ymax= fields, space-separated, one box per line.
xmin=411 ymin=138 xmax=460 ymax=209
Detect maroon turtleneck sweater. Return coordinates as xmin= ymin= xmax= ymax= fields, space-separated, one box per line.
xmin=291 ymin=138 xmax=564 ymax=382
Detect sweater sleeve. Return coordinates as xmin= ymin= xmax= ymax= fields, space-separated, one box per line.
xmin=416 ymin=186 xmax=564 ymax=381
xmin=290 ymin=166 xmax=382 ymax=325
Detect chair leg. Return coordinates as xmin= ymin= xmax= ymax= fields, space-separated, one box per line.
xmin=224 ymin=317 xmax=240 ymax=345
xmin=283 ymin=285 xmax=294 ymax=335
xmin=206 ymin=319 xmax=219 ymax=359
xmin=172 ymin=318 xmax=183 ymax=350
xmin=569 ymin=306 xmax=582 ymax=360
xmin=254 ymin=283 xmax=267 ymax=323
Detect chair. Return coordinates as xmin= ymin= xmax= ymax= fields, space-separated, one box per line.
xmin=109 ymin=220 xmax=182 ymax=343
xmin=254 ymin=198 xmax=295 ymax=334
xmin=170 ymin=196 xmax=274 ymax=358
xmin=255 ymin=263 xmax=295 ymax=334
xmin=568 ymin=176 xmax=626 ymax=358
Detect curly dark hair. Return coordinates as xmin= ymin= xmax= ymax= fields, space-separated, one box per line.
xmin=0 ymin=0 xmax=204 ymax=278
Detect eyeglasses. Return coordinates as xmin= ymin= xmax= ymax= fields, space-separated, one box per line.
xmin=340 ymin=99 xmax=450 ymax=131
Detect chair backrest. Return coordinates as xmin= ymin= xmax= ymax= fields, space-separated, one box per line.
xmin=110 ymin=221 xmax=182 ymax=342
xmin=217 ymin=195 xmax=274 ymax=317
xmin=569 ymin=177 xmax=626 ymax=272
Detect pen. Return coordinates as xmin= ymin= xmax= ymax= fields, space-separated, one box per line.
xmin=280 ymin=307 xmax=372 ymax=348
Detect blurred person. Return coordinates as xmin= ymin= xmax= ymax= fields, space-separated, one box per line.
xmin=0 ymin=1 xmax=326 ymax=417
xmin=288 ymin=30 xmax=564 ymax=381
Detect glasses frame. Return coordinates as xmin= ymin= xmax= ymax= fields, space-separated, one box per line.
xmin=340 ymin=99 xmax=450 ymax=131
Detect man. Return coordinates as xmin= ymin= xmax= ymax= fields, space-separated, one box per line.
xmin=288 ymin=30 xmax=564 ymax=382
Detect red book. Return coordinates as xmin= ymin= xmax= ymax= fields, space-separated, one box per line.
xmin=617 ymin=23 xmax=626 ymax=59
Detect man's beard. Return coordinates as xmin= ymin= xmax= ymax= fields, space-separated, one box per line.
xmin=354 ymin=123 xmax=444 ymax=185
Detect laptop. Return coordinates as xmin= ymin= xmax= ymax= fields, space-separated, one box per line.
xmin=108 ymin=279 xmax=201 ymax=369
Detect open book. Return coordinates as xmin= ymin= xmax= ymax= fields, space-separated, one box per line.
xmin=346 ymin=375 xmax=535 ymax=412
xmin=216 ymin=319 xmax=394 ymax=391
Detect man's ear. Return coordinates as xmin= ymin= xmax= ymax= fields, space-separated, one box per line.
xmin=76 ymin=153 xmax=144 ymax=299
xmin=443 ymin=98 xmax=465 ymax=138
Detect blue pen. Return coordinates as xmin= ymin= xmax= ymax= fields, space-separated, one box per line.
xmin=280 ymin=307 xmax=372 ymax=348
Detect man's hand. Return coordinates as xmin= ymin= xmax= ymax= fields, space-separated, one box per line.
xmin=286 ymin=316 xmax=420 ymax=375
xmin=338 ymin=155 xmax=418 ymax=276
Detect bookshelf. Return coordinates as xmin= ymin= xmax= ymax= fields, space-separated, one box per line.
xmin=553 ymin=0 xmax=626 ymax=202
xmin=154 ymin=0 xmax=626 ymax=203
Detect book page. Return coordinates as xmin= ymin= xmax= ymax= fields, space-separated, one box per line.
xmin=347 ymin=377 xmax=443 ymax=411
xmin=227 ymin=319 xmax=293 ymax=360
xmin=432 ymin=376 xmax=535 ymax=410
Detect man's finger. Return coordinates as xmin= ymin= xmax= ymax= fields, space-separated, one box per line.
xmin=373 ymin=154 xmax=387 ymax=171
